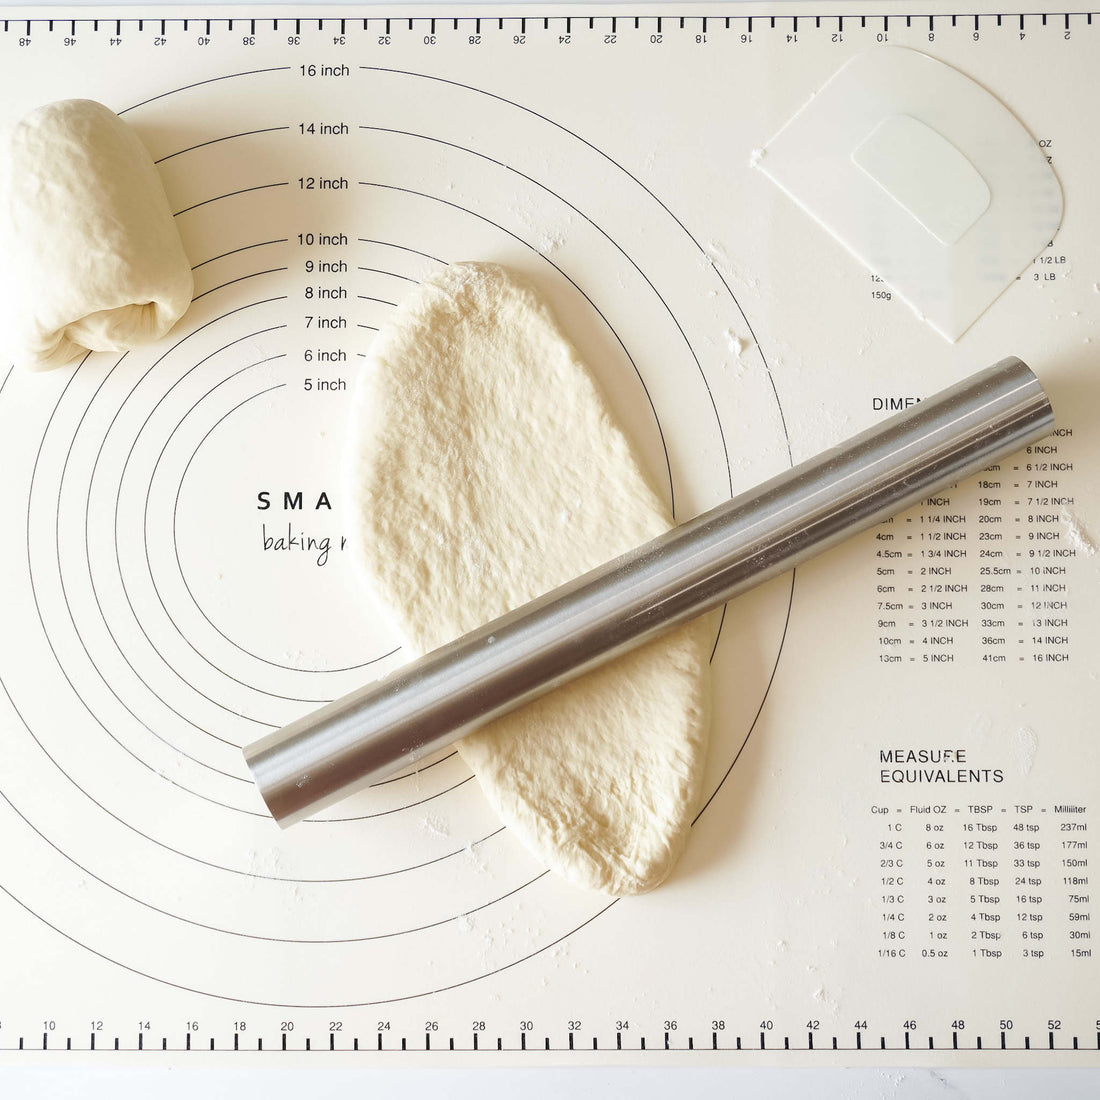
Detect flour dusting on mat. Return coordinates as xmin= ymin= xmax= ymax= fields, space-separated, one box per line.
xmin=724 ymin=329 xmax=754 ymax=359
xmin=1061 ymin=507 xmax=1097 ymax=556
xmin=1011 ymin=725 xmax=1039 ymax=777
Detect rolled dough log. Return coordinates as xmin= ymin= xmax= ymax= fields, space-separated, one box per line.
xmin=344 ymin=262 xmax=711 ymax=895
xmin=0 ymin=99 xmax=193 ymax=371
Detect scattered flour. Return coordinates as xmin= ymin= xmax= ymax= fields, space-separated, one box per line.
xmin=244 ymin=846 xmax=287 ymax=879
xmin=538 ymin=231 xmax=565 ymax=255
xmin=464 ymin=839 xmax=489 ymax=875
xmin=1011 ymin=725 xmax=1039 ymax=777
xmin=703 ymin=241 xmax=759 ymax=291
xmin=418 ymin=814 xmax=451 ymax=839
xmin=705 ymin=239 xmax=733 ymax=271
xmin=724 ymin=328 xmax=754 ymax=359
xmin=1061 ymin=507 xmax=1097 ymax=556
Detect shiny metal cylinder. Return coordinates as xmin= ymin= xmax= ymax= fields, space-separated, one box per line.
xmin=244 ymin=357 xmax=1054 ymax=826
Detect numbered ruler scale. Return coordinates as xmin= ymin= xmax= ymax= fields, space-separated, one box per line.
xmin=0 ymin=1 xmax=1097 ymax=1066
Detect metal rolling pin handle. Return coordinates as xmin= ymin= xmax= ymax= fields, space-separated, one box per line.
xmin=244 ymin=356 xmax=1054 ymax=827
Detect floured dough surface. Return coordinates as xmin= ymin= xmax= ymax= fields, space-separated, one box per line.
xmin=344 ymin=261 xmax=711 ymax=895
xmin=0 ymin=99 xmax=193 ymax=371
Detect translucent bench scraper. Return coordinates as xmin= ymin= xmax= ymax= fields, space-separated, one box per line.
xmin=243 ymin=357 xmax=1054 ymax=827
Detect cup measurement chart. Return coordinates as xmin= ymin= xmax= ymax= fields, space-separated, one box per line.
xmin=0 ymin=1 xmax=1098 ymax=1066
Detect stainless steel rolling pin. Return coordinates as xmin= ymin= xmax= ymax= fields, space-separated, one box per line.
xmin=244 ymin=356 xmax=1054 ymax=827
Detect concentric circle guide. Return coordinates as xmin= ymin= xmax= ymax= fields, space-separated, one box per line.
xmin=0 ymin=15 xmax=794 ymax=1040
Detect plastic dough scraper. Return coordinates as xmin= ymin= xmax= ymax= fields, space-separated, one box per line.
xmin=755 ymin=46 xmax=1063 ymax=341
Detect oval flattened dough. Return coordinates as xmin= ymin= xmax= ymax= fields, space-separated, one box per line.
xmin=344 ymin=262 xmax=711 ymax=895
xmin=0 ymin=99 xmax=193 ymax=371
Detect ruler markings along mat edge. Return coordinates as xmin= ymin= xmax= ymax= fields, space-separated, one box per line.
xmin=0 ymin=1 xmax=1096 ymax=1065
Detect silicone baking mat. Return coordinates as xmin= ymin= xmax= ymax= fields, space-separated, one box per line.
xmin=0 ymin=0 xmax=1097 ymax=1065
